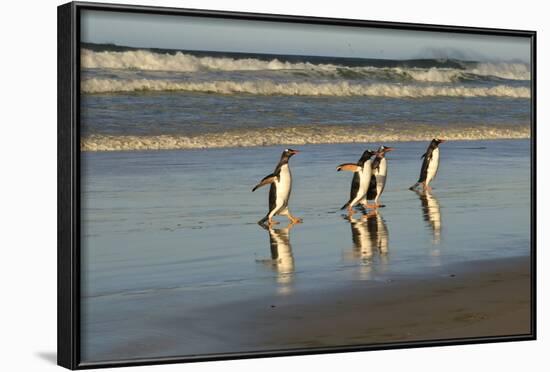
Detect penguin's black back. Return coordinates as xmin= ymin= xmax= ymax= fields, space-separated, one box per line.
xmin=418 ymin=145 xmax=437 ymax=183
xmin=268 ymin=183 xmax=277 ymax=212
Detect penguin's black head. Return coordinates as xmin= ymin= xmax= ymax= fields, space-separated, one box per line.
xmin=359 ymin=149 xmax=376 ymax=162
xmin=432 ymin=138 xmax=446 ymax=146
xmin=281 ymin=148 xmax=300 ymax=160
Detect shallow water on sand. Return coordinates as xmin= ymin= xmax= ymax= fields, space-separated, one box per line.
xmin=80 ymin=139 xmax=530 ymax=361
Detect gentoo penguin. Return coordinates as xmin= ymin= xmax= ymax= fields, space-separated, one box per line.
xmin=365 ymin=145 xmax=394 ymax=208
xmin=409 ymin=138 xmax=446 ymax=191
xmin=252 ymin=149 xmax=302 ymax=226
xmin=337 ymin=149 xmax=377 ymax=215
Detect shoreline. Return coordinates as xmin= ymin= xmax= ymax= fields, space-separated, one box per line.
xmin=80 ymin=136 xmax=531 ymax=153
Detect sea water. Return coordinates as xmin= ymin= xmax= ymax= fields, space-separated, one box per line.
xmin=80 ymin=44 xmax=530 ymax=151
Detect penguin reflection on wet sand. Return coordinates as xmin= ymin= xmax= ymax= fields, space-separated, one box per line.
xmin=414 ymin=189 xmax=442 ymax=244
xmin=252 ymin=148 xmax=302 ymax=226
xmin=365 ymin=145 xmax=395 ymax=208
xmin=347 ymin=210 xmax=389 ymax=259
xmin=258 ymin=222 xmax=297 ymax=289
xmin=337 ymin=149 xmax=377 ymax=216
xmin=410 ymin=138 xmax=446 ymax=191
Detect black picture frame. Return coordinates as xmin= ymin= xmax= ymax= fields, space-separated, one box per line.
xmin=58 ymin=1 xmax=537 ymax=369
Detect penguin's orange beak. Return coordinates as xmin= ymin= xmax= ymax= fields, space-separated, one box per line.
xmin=289 ymin=149 xmax=300 ymax=155
xmin=385 ymin=147 xmax=395 ymax=152
xmin=439 ymin=139 xmax=446 ymax=143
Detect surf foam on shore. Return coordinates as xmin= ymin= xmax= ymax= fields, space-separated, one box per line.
xmin=81 ymin=124 xmax=530 ymax=151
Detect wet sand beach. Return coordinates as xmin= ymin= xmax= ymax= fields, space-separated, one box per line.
xmin=80 ymin=139 xmax=531 ymax=362
xmin=248 ymin=255 xmax=531 ymax=349
xmin=83 ymin=255 xmax=530 ymax=362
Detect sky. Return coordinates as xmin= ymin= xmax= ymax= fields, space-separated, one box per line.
xmin=81 ymin=10 xmax=531 ymax=62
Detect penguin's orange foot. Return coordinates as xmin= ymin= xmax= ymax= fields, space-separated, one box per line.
xmin=362 ymin=210 xmax=378 ymax=219
xmin=268 ymin=220 xmax=280 ymax=227
xmin=289 ymin=216 xmax=303 ymax=224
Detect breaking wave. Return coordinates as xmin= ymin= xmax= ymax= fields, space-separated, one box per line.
xmin=81 ymin=124 xmax=530 ymax=152
xmin=81 ymin=49 xmax=531 ymax=82
xmin=467 ymin=62 xmax=531 ymax=81
xmin=81 ymin=49 xmax=326 ymax=73
xmin=81 ymin=78 xmax=530 ymax=98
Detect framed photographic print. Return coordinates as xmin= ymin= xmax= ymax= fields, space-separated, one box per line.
xmin=58 ymin=1 xmax=536 ymax=369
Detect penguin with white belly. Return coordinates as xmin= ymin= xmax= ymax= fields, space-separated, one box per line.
xmin=410 ymin=138 xmax=446 ymax=191
xmin=253 ymin=149 xmax=302 ymax=226
xmin=337 ymin=149 xmax=377 ymax=216
xmin=365 ymin=145 xmax=394 ymax=208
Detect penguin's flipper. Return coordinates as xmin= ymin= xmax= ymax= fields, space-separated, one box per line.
xmin=252 ymin=173 xmax=277 ymax=192
xmin=337 ymin=163 xmax=361 ymax=172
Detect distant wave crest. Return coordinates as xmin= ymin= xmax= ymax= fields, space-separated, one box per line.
xmin=81 ymin=78 xmax=530 ymax=98
xmin=81 ymin=49 xmax=325 ymax=72
xmin=81 ymin=124 xmax=530 ymax=152
xmin=81 ymin=49 xmax=531 ymax=82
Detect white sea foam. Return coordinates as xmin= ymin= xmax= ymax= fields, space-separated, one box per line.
xmin=81 ymin=124 xmax=530 ymax=152
xmin=81 ymin=49 xmax=531 ymax=82
xmin=468 ymin=62 xmax=531 ymax=81
xmin=81 ymin=78 xmax=530 ymax=98
xmin=401 ymin=68 xmax=464 ymax=83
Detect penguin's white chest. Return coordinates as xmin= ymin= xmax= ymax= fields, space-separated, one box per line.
xmin=375 ymin=158 xmax=388 ymax=178
xmin=374 ymin=158 xmax=387 ymax=191
xmin=426 ymin=148 xmax=440 ymax=184
xmin=276 ymin=165 xmax=292 ymax=201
